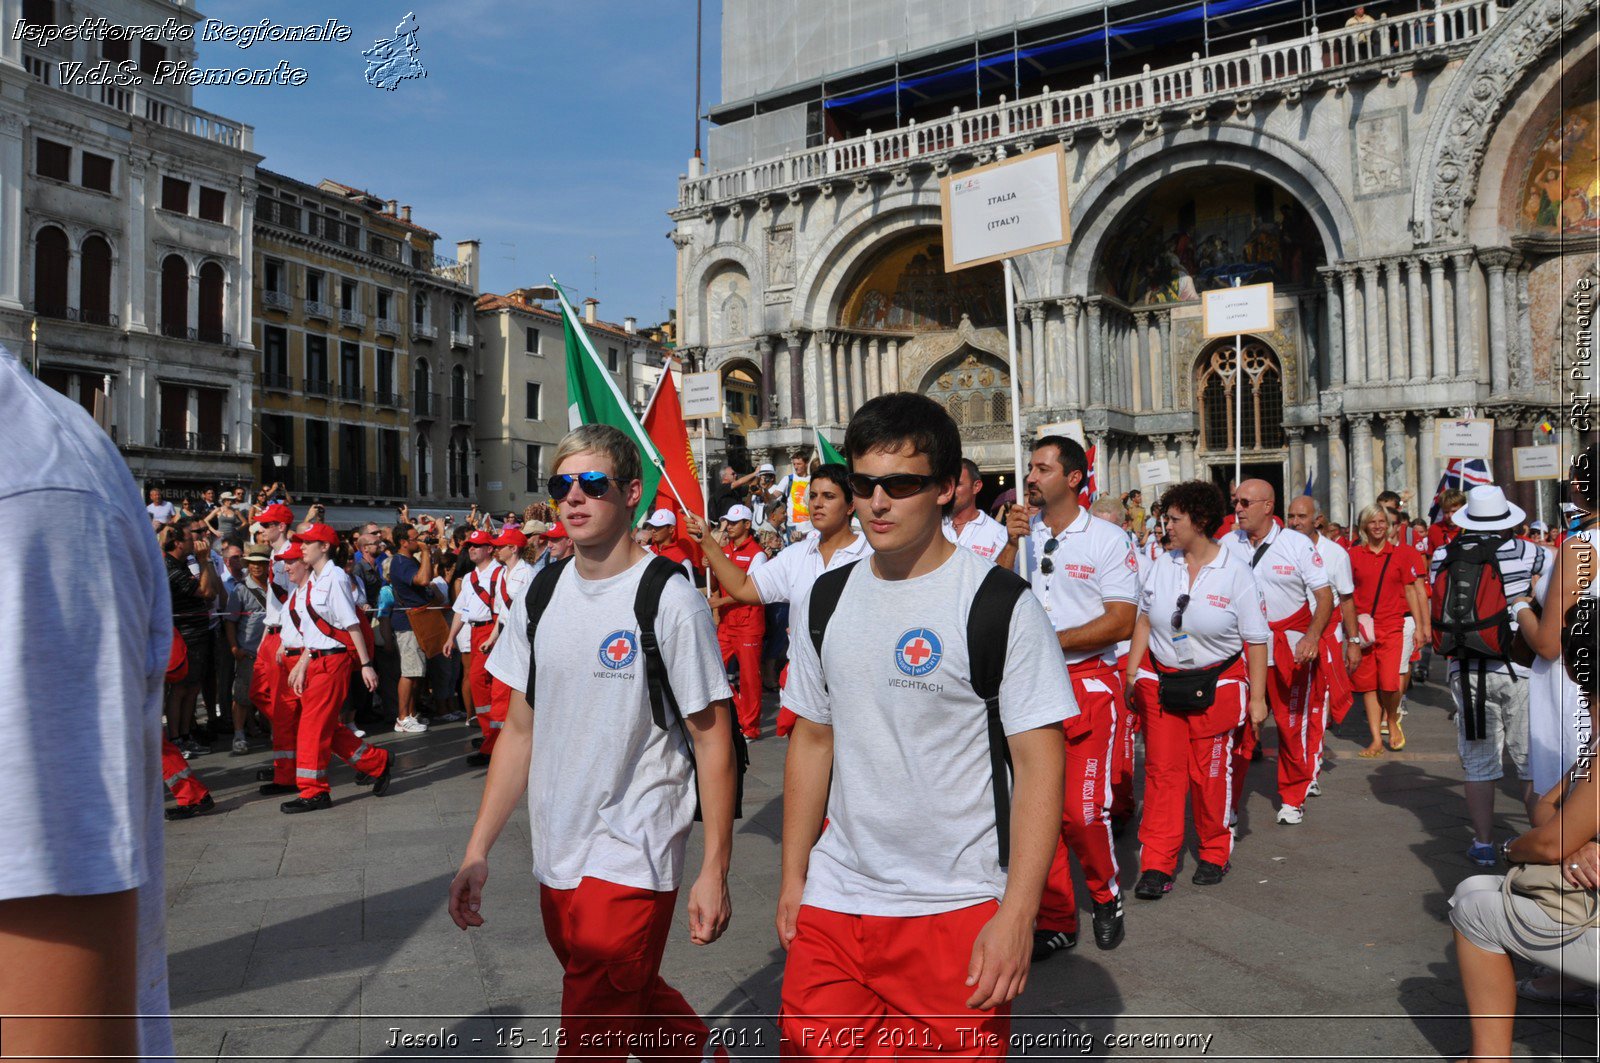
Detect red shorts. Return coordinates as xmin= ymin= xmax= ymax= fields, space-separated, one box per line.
xmin=1352 ymin=620 xmax=1412 ymax=694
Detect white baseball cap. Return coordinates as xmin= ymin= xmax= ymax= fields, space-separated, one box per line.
xmin=725 ymin=504 xmax=753 ymax=523
xmin=644 ymin=509 xmax=677 ymax=528
xmin=758 ymin=463 xmax=776 ymax=475
xmin=1530 ymin=519 xmax=1549 ymax=532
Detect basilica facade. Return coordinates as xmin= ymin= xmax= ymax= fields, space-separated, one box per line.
xmin=669 ymin=0 xmax=1596 ymax=523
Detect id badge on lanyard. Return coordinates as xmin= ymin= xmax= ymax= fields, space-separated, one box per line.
xmin=1172 ymin=632 xmax=1197 ymax=664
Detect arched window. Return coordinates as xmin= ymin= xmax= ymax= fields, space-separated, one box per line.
xmin=413 ymin=291 xmax=427 ymax=325
xmin=413 ymin=357 xmax=430 ymax=408
xmin=33 ymin=226 xmax=69 ymax=317
xmin=79 ymin=235 xmax=112 ymax=325
xmin=416 ymin=435 xmax=432 ymax=497
xmin=925 ymin=350 xmax=1011 ymax=440
xmin=160 ymin=254 xmax=188 ymax=337
xmin=451 ymin=364 xmax=467 ymax=401
xmin=198 ymin=261 xmax=225 ymax=343
xmin=1196 ymin=341 xmax=1285 ymax=452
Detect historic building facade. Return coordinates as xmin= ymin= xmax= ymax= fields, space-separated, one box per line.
xmin=672 ymin=0 xmax=1596 ymax=522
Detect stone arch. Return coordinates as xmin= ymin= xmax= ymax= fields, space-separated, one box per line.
xmin=32 ymin=223 xmax=68 ymax=313
xmin=1062 ymin=131 xmax=1358 ymax=296
xmin=1413 ymin=0 xmax=1596 ymax=245
xmin=700 ymin=260 xmax=753 ymax=346
xmin=793 ymin=196 xmax=947 ymax=327
xmin=920 ymin=347 xmax=1012 ymax=442
xmin=79 ymin=233 xmax=113 ymax=324
xmin=684 ymin=241 xmax=764 ymax=345
xmin=719 ymin=355 xmax=764 ymax=430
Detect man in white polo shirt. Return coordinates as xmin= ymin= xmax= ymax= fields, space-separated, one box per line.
xmin=780 ymin=394 xmax=1072 ymax=1058
xmin=473 ymin=526 xmax=537 ymax=767
xmin=444 ymin=529 xmax=503 ymax=759
xmin=450 ymin=424 xmax=736 ymax=1060
xmin=943 ymin=458 xmax=1009 ymax=562
xmin=997 ymin=435 xmax=1137 ymax=957
xmin=1285 ymin=495 xmax=1361 ymax=796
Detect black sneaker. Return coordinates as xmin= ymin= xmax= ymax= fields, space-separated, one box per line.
xmin=280 ymin=793 xmax=332 ymax=814
xmin=371 ymin=757 xmax=394 ymax=797
xmin=1133 ymin=870 xmax=1174 ymax=900
xmin=465 ymin=751 xmax=492 ymax=767
xmin=470 ymin=736 xmax=484 ymax=749
xmin=1030 ymin=929 xmax=1076 ymax=962
xmin=255 ymin=767 xmax=275 ymax=782
xmin=1191 ymin=860 xmax=1230 ymax=886
xmin=1111 ymin=803 xmax=1138 ymax=840
xmin=1091 ymin=897 xmax=1125 ymax=950
xmin=258 ymin=782 xmax=297 ymax=796
xmin=165 ymin=794 xmax=215 ymax=820
xmin=354 ymin=771 xmax=375 ymax=787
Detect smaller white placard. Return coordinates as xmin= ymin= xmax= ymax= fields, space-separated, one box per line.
xmin=1513 ymin=446 xmax=1563 ymax=481
xmin=1435 ymin=418 xmax=1495 ymax=459
xmin=1138 ymin=459 xmax=1175 ymax=487
xmin=486 ymin=481 xmax=503 ymax=491
xmin=1036 ymin=419 xmax=1087 ymax=447
xmin=680 ymin=372 xmax=723 ymax=419
xmin=1201 ymin=282 xmax=1276 ymax=338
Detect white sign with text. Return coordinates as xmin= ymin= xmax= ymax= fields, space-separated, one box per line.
xmin=1202 ymin=282 xmax=1276 ymax=338
xmin=679 ymin=372 xmax=724 ymax=419
xmin=1035 ymin=419 xmax=1087 ymax=447
xmin=1435 ymin=418 xmax=1495 ymax=459
xmin=940 ymin=145 xmax=1072 ymax=272
xmin=1512 ymin=446 xmax=1563 ymax=480
xmin=1139 ymin=459 xmax=1175 ymax=487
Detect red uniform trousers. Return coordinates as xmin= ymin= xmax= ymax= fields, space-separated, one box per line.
xmin=483 ymin=676 xmax=511 ymax=756
xmin=468 ymin=622 xmax=497 ymax=741
xmin=287 ymin=651 xmax=389 ymax=798
xmin=1134 ymin=658 xmax=1248 ymax=875
xmin=718 ymin=620 xmax=765 ymax=736
xmin=1109 ymin=652 xmax=1138 ymax=820
xmin=538 ymin=876 xmax=720 ymax=1062
xmin=780 ymin=902 xmax=1009 ymax=1060
xmin=253 ymin=629 xmax=300 ymax=787
xmin=1231 ymin=608 xmax=1317 ymax=811
xmin=1036 ymin=660 xmax=1123 ymax=934
xmin=161 ymin=736 xmax=211 ymax=807
xmin=777 ymin=664 xmax=798 ymax=737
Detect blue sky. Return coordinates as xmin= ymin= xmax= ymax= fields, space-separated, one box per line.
xmin=192 ymin=1 xmax=723 ymax=327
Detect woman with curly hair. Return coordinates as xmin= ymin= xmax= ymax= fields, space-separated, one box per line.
xmin=1124 ymin=480 xmax=1269 ymax=898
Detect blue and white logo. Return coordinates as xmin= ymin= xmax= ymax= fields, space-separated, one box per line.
xmin=598 ymin=630 xmax=638 ymax=670
xmin=363 ymin=12 xmax=426 ymax=91
xmin=894 ymin=628 xmax=943 ymax=677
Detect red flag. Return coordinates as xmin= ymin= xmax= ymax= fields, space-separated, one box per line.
xmin=642 ymin=371 xmax=705 ymax=567
xmin=1080 ymin=445 xmax=1097 ymax=506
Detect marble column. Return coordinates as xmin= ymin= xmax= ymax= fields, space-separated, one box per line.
xmin=1134 ymin=312 xmax=1153 ymax=413
xmin=1318 ymin=270 xmax=1344 ymax=388
xmin=1425 ymin=252 xmax=1451 ymax=379
xmin=1286 ymin=426 xmax=1306 ymax=500
xmin=1086 ymin=301 xmax=1104 ymax=406
xmin=1384 ymin=260 xmax=1407 ymax=384
xmin=1481 ymin=250 xmax=1512 ymax=395
xmin=866 ymin=338 xmax=881 ymax=403
xmin=1159 ymin=309 xmax=1174 ymax=410
xmin=818 ymin=332 xmax=837 ymax=424
xmin=759 ymin=335 xmax=778 ymax=425
xmin=850 ymin=337 xmax=867 ymax=415
xmin=1350 ymin=416 xmax=1376 ymax=512
xmin=1303 ymin=426 xmax=1324 ymax=511
xmin=885 ymin=338 xmax=900 ymax=391
xmin=1359 ymin=264 xmax=1383 ymax=384
xmin=1383 ymin=414 xmax=1407 ymax=494
xmin=1516 ymin=260 xmax=1533 ymax=390
xmin=1015 ymin=307 xmax=1035 ymax=409
xmin=1419 ymin=412 xmax=1440 ymax=512
xmin=1059 ymin=298 xmax=1082 ymax=409
xmin=832 ymin=336 xmax=849 ymax=421
xmin=1090 ymin=434 xmax=1108 ymax=495
xmin=1404 ymin=257 xmax=1427 ymax=381
xmin=235 ymin=178 xmax=256 ymax=350
xmin=1030 ymin=304 xmax=1049 ymax=409
xmin=1299 ymin=292 xmax=1320 ymax=402
xmin=1178 ymin=433 xmax=1197 ymax=480
xmin=784 ymin=330 xmax=804 ymax=423
xmin=1326 ymin=417 xmax=1349 ymax=524
xmin=1450 ymin=252 xmax=1477 ymax=382
xmin=125 ymin=153 xmax=149 ymax=332
xmin=0 ymin=112 xmax=24 ymax=310
xmin=1341 ymin=268 xmax=1363 ymax=385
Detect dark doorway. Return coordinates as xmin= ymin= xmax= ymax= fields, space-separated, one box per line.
xmin=978 ymin=468 xmax=1018 ymax=516
xmin=1210 ymin=461 xmax=1286 ymax=517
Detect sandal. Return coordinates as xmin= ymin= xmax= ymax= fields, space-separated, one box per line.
xmin=1357 ymin=747 xmax=1385 ymax=758
xmin=1389 ymin=720 xmax=1406 ymax=751
xmin=1516 ymin=977 xmax=1599 ymax=1008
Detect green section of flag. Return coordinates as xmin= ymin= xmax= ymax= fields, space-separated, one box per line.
xmin=555 ymin=281 xmax=662 ymax=524
xmin=815 ymin=427 xmax=846 ymax=467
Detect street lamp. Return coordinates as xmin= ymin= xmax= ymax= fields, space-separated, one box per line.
xmin=257 ymin=425 xmax=290 ymax=469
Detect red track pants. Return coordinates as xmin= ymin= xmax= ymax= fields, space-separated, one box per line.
xmin=292 ymin=653 xmax=388 ymax=798
xmin=719 ymin=624 xmax=764 ymax=736
xmin=273 ymin=653 xmax=387 ymax=792
xmin=483 ymin=676 xmax=511 ymax=756
xmin=161 ymin=736 xmax=211 ymax=807
xmin=1110 ymin=654 xmax=1138 ymax=820
xmin=1133 ymin=673 xmax=1244 ymax=876
xmin=1036 ymin=663 xmax=1122 ymax=934
xmin=538 ymin=877 xmax=721 ymax=1062
xmin=1231 ymin=633 xmax=1317 ymax=811
xmin=469 ymin=624 xmax=496 ymax=742
xmin=780 ymin=902 xmax=1009 ymax=1060
xmin=254 ymin=631 xmax=300 ymax=787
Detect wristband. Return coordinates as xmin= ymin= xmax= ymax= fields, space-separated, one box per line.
xmin=1500 ymin=838 xmax=1520 ymax=867
xmin=1509 ymin=601 xmax=1532 ymax=621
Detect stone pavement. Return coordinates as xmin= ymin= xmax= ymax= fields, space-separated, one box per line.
xmin=165 ymin=679 xmax=1598 ymax=1061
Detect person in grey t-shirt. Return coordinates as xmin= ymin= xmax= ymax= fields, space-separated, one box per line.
xmin=226 ymin=545 xmax=272 ymax=755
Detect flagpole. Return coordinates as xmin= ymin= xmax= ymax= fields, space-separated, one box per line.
xmin=1003 ymin=259 xmax=1025 ymax=573
xmin=1232 ymin=275 xmax=1242 ymax=491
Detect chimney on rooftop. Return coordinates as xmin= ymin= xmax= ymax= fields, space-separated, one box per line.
xmin=583 ymin=298 xmax=599 ymax=325
xmin=624 ymin=316 xmax=637 ymax=334
xmin=401 ymin=205 xmax=412 ymax=222
xmin=386 ymin=199 xmax=397 ymax=215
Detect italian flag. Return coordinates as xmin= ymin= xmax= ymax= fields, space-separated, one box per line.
xmin=555 ymin=279 xmax=663 ymax=524
xmin=815 ymin=427 xmax=846 ymax=467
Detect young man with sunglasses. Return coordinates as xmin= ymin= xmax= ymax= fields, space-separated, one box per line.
xmin=450 ymin=424 xmax=737 ymax=1060
xmin=780 ymin=394 xmax=1071 ymax=1058
xmin=1220 ymin=479 xmax=1333 ymax=826
xmin=995 ymin=435 xmax=1137 ymax=958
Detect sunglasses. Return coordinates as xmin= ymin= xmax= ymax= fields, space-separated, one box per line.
xmin=1040 ymin=536 xmax=1060 ymax=575
xmin=547 ymin=471 xmax=614 ymax=500
xmin=846 ymin=472 xmax=937 ymax=500
xmin=1172 ymin=593 xmax=1192 ymax=631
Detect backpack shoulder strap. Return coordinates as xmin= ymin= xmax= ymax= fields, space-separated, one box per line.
xmin=967 ymin=564 xmax=1031 ymax=870
xmin=807 ymin=559 xmax=861 ymax=666
xmin=522 ymin=556 xmax=571 ymax=706
xmin=634 ymin=555 xmax=688 ymax=730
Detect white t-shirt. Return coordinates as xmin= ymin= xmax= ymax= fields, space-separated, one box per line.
xmin=291 ymin=562 xmax=362 ymax=652
xmin=784 ymin=548 xmax=1078 ymax=916
xmin=1138 ymin=547 xmax=1271 ymax=669
xmin=1311 ymin=534 xmax=1355 ymax=640
xmin=486 ymin=554 xmax=732 ymax=892
xmin=750 ymin=530 xmax=873 ymax=606
xmin=942 ymin=510 xmax=1009 ymax=563
xmin=772 ymin=472 xmax=813 ymax=537
xmin=497 ymin=558 xmax=535 ymax=615
xmin=1023 ymin=509 xmax=1140 ymax=664
xmin=0 ymin=346 xmax=174 ymax=1058
xmin=1220 ymin=524 xmax=1329 ymax=626
xmin=147 ymin=500 xmax=177 ymax=526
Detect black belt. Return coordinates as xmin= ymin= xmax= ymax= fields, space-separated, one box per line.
xmin=283 ymin=648 xmax=345 ymax=659
xmin=265 ymin=625 xmax=282 ymax=633
xmin=470 ymin=619 xmax=496 ymax=628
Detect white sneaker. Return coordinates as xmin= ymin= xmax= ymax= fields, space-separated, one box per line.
xmin=1307 ymin=779 xmax=1322 ymax=797
xmin=1227 ymin=810 xmax=1239 ymax=828
xmin=1276 ymin=805 xmax=1304 ymax=825
xmin=399 ymin=716 xmax=428 ymax=733
xmin=351 ymin=728 xmax=366 ymax=739
xmin=230 ymin=735 xmax=249 ymax=756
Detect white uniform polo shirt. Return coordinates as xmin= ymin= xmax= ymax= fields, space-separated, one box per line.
xmin=290 ymin=563 xmax=362 ymax=652
xmin=451 ymin=561 xmax=503 ymax=625
xmin=1023 ymin=509 xmax=1140 ymax=665
xmin=1139 ymin=548 xmax=1270 ymax=669
xmin=751 ymin=529 xmax=873 ymax=606
xmin=942 ymin=510 xmax=1009 ymax=563
xmin=1220 ymin=524 xmax=1329 ymax=625
xmin=498 ymin=558 xmax=536 ymax=614
xmin=1310 ymin=534 xmax=1355 ymax=640
xmin=262 ymin=541 xmax=293 ymax=628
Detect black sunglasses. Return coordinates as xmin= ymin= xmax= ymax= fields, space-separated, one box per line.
xmin=1040 ymin=536 xmax=1060 ymax=575
xmin=547 ymin=472 xmax=613 ymax=500
xmin=847 ymin=472 xmax=938 ymax=500
xmin=1172 ymin=593 xmax=1192 ymax=631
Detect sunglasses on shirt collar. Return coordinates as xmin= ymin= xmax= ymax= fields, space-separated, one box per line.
xmin=1039 ymin=536 xmax=1060 ymax=575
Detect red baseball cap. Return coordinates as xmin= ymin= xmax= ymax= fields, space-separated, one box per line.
xmin=258 ymin=503 xmax=294 ymax=525
xmin=465 ymin=529 xmax=496 ymax=546
xmin=545 ymin=522 xmax=569 ymax=540
xmin=290 ymin=522 xmax=339 ymax=546
xmin=492 ymin=528 xmax=528 ymax=549
xmin=276 ymin=542 xmax=305 ymax=562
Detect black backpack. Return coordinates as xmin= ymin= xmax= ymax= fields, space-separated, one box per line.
xmin=806 ymin=560 xmax=1030 ymax=868
xmin=524 ymin=555 xmax=749 ymax=819
xmin=1429 ymin=532 xmax=1542 ymax=740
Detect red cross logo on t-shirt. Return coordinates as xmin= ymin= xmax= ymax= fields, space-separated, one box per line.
xmin=607 ymin=638 xmax=631 ymax=662
xmin=904 ymin=638 xmax=933 ymax=666
xmin=894 ymin=627 xmax=943 ymax=677
xmin=596 ymin=629 xmax=639 ymax=670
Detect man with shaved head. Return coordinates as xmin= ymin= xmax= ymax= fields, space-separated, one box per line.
xmin=1221 ymin=480 xmax=1334 ymax=826
xmin=1286 ymin=495 xmax=1362 ymax=796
